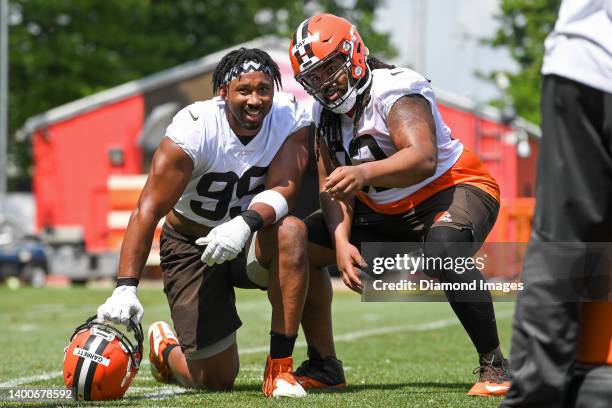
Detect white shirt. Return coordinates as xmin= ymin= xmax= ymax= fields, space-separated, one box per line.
xmin=542 ymin=0 xmax=612 ymax=93
xmin=166 ymin=92 xmax=310 ymax=226
xmin=312 ymin=67 xmax=463 ymax=206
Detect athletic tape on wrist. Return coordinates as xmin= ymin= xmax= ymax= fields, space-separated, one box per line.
xmin=116 ymin=277 xmax=139 ymax=287
xmin=249 ymin=190 xmax=288 ymax=223
xmin=241 ymin=209 xmax=264 ymax=232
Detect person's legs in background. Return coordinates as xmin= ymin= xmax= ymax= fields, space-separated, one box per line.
xmin=501 ymin=76 xmax=612 ymax=407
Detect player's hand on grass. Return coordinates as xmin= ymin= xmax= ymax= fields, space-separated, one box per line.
xmin=336 ymin=241 xmax=367 ymax=293
xmin=324 ymin=165 xmax=368 ymax=200
xmin=196 ymin=216 xmax=252 ymax=266
xmin=96 ymin=286 xmax=144 ymax=327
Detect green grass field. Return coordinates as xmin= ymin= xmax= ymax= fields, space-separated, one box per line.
xmin=0 ymin=285 xmax=515 ymax=407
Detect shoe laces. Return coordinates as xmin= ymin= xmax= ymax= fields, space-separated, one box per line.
xmin=473 ymin=355 xmax=509 ymax=383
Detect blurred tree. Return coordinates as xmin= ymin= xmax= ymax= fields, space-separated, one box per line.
xmin=487 ymin=0 xmax=561 ymax=124
xmin=6 ymin=0 xmax=395 ymax=190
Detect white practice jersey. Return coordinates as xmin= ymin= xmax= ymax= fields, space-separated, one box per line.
xmin=312 ymin=67 xmax=463 ymax=206
xmin=166 ymin=92 xmax=310 ymax=226
xmin=542 ymin=0 xmax=612 ymax=93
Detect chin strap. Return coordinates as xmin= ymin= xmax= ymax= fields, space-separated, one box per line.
xmin=329 ymin=64 xmax=372 ymax=114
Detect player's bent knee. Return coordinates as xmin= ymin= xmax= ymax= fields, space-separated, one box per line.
xmin=257 ymin=216 xmax=307 ymax=254
xmin=188 ymin=357 xmax=238 ymax=391
xmin=276 ymin=216 xmax=307 ymax=245
xmin=422 ymin=226 xmax=474 ymax=279
xmin=188 ymin=372 xmax=236 ymax=391
xmin=199 ymin=372 xmax=237 ymax=391
xmin=275 ymin=216 xmax=308 ymax=265
xmin=185 ymin=336 xmax=239 ymax=391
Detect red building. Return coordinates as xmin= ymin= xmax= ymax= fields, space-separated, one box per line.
xmin=19 ymin=36 xmax=540 ymax=260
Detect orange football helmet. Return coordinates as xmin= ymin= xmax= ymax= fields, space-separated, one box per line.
xmin=63 ymin=316 xmax=143 ymax=401
xmin=289 ymin=13 xmax=371 ymax=113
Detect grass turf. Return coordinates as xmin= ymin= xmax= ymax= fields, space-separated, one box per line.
xmin=0 ymin=285 xmax=514 ymax=407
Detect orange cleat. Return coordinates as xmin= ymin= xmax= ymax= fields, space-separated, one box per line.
xmin=148 ymin=321 xmax=179 ymax=383
xmin=467 ymin=354 xmax=511 ymax=396
xmin=467 ymin=380 xmax=512 ymax=396
xmin=262 ymin=355 xmax=307 ymax=398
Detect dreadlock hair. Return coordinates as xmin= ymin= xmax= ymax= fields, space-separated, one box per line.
xmin=316 ymin=56 xmax=397 ymax=165
xmin=212 ymin=47 xmax=282 ymax=95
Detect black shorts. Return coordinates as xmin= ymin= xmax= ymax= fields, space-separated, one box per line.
xmin=304 ymin=184 xmax=499 ymax=250
xmin=159 ymin=224 xmax=263 ymax=356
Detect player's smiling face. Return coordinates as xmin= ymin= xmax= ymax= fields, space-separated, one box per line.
xmin=221 ymin=71 xmax=274 ymax=137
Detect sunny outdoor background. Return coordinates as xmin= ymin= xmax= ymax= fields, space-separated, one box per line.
xmin=0 ymin=0 xmax=560 ymax=406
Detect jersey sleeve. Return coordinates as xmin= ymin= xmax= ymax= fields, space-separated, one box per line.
xmin=297 ymin=96 xmax=317 ymax=129
xmin=374 ymin=68 xmax=437 ymax=118
xmin=165 ymin=104 xmax=204 ymax=168
xmin=275 ymin=92 xmax=314 ymax=135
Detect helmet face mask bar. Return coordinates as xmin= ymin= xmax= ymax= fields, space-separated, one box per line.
xmin=69 ymin=316 xmax=144 ymax=368
xmin=296 ymin=51 xmax=356 ymax=112
xmin=295 ymin=43 xmax=371 ymax=114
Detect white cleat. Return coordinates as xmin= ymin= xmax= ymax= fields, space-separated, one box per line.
xmin=271 ymin=378 xmax=307 ymax=398
xmin=148 ymin=321 xmax=179 ymax=383
xmin=262 ymin=355 xmax=307 ymax=398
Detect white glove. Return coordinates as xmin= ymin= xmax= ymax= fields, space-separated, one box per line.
xmin=96 ymin=285 xmax=144 ymax=327
xmin=196 ymin=216 xmax=252 ymax=266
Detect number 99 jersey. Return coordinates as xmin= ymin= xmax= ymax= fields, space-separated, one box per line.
xmin=166 ymin=92 xmax=311 ymax=226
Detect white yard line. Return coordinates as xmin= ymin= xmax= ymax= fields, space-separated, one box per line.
xmin=0 ymin=309 xmax=513 ymax=387
xmin=0 ymin=371 xmax=64 ymax=387
xmin=127 ymin=385 xmax=189 ymax=399
xmin=238 ymin=309 xmax=513 ymax=355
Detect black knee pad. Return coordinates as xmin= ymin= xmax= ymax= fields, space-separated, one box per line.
xmin=422 ymin=226 xmax=474 ymax=279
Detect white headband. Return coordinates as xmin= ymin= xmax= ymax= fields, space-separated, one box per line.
xmin=223 ymin=60 xmax=273 ymax=84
